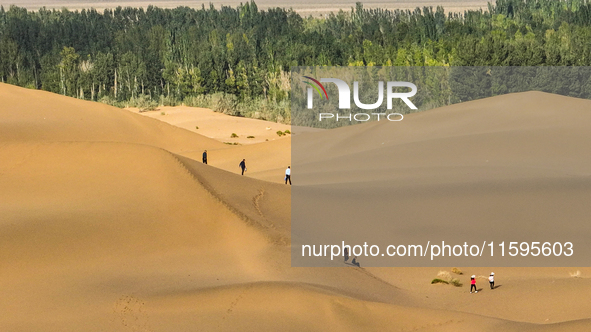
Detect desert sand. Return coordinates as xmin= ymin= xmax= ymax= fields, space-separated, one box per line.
xmin=1 ymin=82 xmax=591 ymax=331
xmin=125 ymin=105 xmax=296 ymax=182
xmin=126 ymin=106 xmax=293 ymax=145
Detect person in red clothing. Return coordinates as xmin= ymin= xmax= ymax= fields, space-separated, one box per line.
xmin=470 ymin=275 xmax=478 ymax=293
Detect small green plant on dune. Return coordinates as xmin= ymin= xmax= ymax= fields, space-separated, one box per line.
xmin=139 ymin=104 xmax=157 ymax=112
xmin=195 ymin=126 xmax=199 ymax=129
xmin=231 ymin=133 xmax=238 ymax=138
xmin=431 ymin=278 xmax=449 ymax=285
xmin=284 ymin=129 xmax=291 ymax=134
xmin=451 ymin=267 xmax=463 ymax=275
xmin=223 ymin=142 xmax=240 ymax=145
xmin=432 ymin=270 xmax=461 ymax=287
xmin=247 ymin=136 xmax=255 ymax=138
xmin=450 ymin=278 xmax=463 ymax=287
xmin=160 ymin=111 xmax=166 ymax=115
xmin=276 ymin=130 xmax=284 ymax=137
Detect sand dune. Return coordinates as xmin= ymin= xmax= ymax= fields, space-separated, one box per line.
xmin=126 ymin=106 xmax=292 ymax=145
xmin=126 ymin=105 xmax=295 ymax=182
xmin=1 ymin=82 xmax=590 ymax=331
xmin=292 ymin=91 xmax=591 ymax=268
xmin=179 ymin=137 xmax=292 ymax=182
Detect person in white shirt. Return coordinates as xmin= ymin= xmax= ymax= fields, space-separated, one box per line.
xmin=489 ymin=272 xmax=495 ymax=289
xmin=285 ymin=166 xmax=291 ymax=185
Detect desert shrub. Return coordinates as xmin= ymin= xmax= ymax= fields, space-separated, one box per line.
xmin=159 ymin=94 xmax=179 ymax=107
xmin=140 ymin=103 xmax=157 ymax=112
xmin=98 ymin=95 xmax=114 ymax=105
xmin=223 ymin=142 xmax=239 ymax=145
xmin=98 ymin=95 xmax=123 ymax=107
xmin=185 ymin=93 xmax=240 ymax=115
xmin=451 ymin=267 xmax=463 ymax=275
xmin=160 ymin=111 xmax=166 ymax=115
xmin=570 ymin=270 xmax=582 ymax=278
xmin=450 ymin=278 xmax=463 ymax=287
xmin=231 ymin=133 xmax=238 ymax=138
xmin=247 ymin=136 xmax=255 ymax=138
xmin=195 ymin=126 xmax=199 ymax=129
xmin=276 ymin=130 xmax=284 ymax=136
xmin=235 ymin=97 xmax=290 ymax=123
xmin=284 ymin=129 xmax=291 ymax=134
xmin=432 ymin=270 xmax=462 ymax=286
xmin=128 ymin=95 xmax=158 ymax=112
xmin=431 ymin=279 xmax=449 ymax=285
xmin=183 ymin=94 xmax=291 ymax=124
xmin=183 ymin=94 xmax=214 ymax=108
xmin=212 ymin=93 xmax=240 ymax=116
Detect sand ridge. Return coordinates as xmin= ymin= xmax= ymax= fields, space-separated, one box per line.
xmin=126 ymin=105 xmax=295 ymax=183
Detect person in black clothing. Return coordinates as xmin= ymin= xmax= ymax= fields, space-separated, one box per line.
xmin=239 ymin=159 xmax=246 ymax=175
xmin=344 ymin=247 xmax=349 ymax=262
xmin=202 ymin=150 xmax=207 ymax=164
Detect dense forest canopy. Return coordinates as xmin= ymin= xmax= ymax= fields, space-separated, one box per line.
xmin=1 ymin=0 xmax=591 ymax=122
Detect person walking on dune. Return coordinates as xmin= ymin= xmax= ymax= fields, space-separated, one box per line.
xmin=239 ymin=159 xmax=247 ymax=175
xmin=202 ymin=150 xmax=208 ymax=164
xmin=285 ymin=166 xmax=291 ymax=185
xmin=489 ymin=272 xmax=495 ymax=289
xmin=470 ymin=275 xmax=478 ymax=293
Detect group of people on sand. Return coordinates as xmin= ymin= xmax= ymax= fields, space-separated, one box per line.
xmin=202 ymin=150 xmax=292 ymax=185
xmin=470 ymin=272 xmax=496 ymax=293
xmin=343 ymin=248 xmax=360 ymax=267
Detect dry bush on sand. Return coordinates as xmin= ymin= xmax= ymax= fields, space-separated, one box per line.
xmin=570 ymin=270 xmax=582 ymax=278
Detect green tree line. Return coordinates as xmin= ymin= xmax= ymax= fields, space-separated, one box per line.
xmin=2 ymin=0 xmax=591 ymax=122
